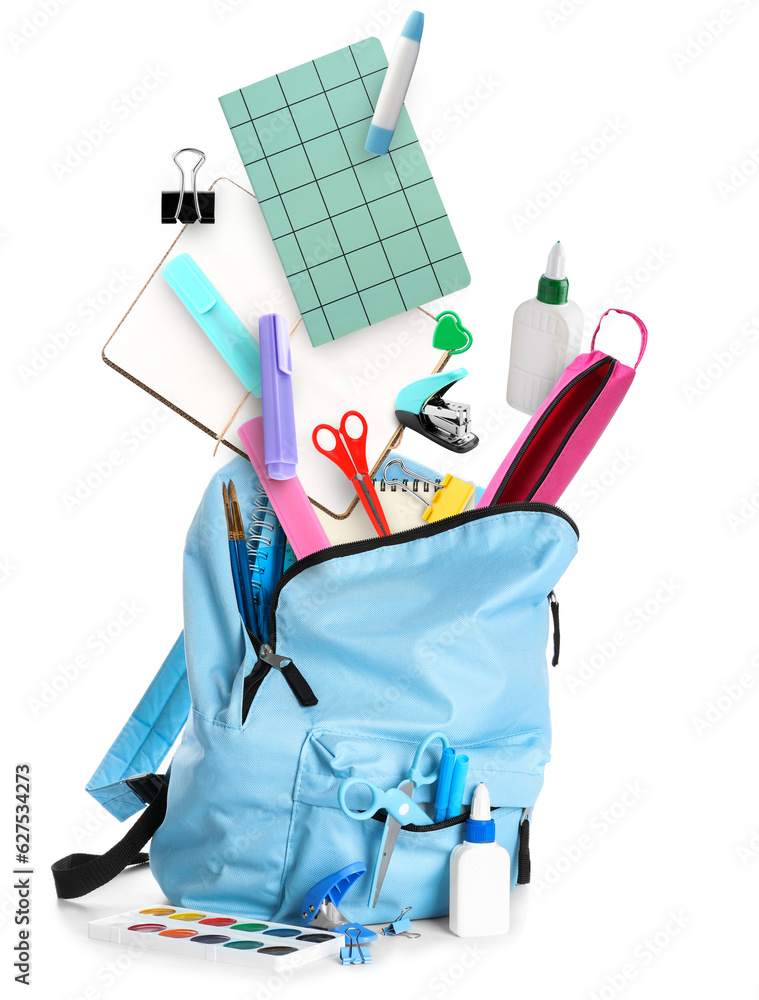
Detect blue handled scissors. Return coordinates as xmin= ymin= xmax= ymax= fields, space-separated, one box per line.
xmin=337 ymin=730 xmax=451 ymax=908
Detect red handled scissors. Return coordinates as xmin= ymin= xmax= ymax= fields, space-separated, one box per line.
xmin=312 ymin=411 xmax=391 ymax=537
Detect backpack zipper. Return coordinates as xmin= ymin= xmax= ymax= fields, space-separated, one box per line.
xmin=242 ymin=501 xmax=578 ymax=721
xmin=494 ymin=356 xmax=616 ymax=504
xmin=267 ymin=501 xmax=578 ymax=650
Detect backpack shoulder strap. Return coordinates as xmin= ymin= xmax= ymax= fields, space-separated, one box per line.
xmin=51 ymin=782 xmax=168 ymax=899
xmin=51 ymin=633 xmax=190 ymax=899
xmin=86 ymin=632 xmax=190 ymax=820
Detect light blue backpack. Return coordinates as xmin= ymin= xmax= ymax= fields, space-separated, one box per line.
xmin=53 ymin=455 xmax=577 ymax=925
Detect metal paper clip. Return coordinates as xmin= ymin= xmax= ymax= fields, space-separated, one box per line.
xmin=383 ymin=459 xmax=474 ymax=523
xmin=161 ymin=148 xmax=215 ymax=224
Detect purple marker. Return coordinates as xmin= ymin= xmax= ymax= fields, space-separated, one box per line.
xmin=259 ymin=313 xmax=298 ymax=480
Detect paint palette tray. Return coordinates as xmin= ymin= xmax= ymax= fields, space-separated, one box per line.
xmin=88 ymin=905 xmax=342 ymax=971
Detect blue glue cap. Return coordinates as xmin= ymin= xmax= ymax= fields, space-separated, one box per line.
xmin=162 ymin=253 xmax=262 ymax=396
xmin=465 ymin=782 xmax=496 ymax=844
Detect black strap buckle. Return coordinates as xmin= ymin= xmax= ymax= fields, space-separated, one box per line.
xmin=126 ymin=772 xmax=167 ymax=805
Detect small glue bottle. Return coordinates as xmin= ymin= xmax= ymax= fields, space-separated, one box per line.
xmin=449 ymin=783 xmax=510 ymax=937
xmin=507 ymin=241 xmax=584 ymax=415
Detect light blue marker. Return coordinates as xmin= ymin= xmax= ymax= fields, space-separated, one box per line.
xmin=162 ymin=253 xmax=262 ymax=396
xmin=365 ymin=11 xmax=424 ymax=156
xmin=433 ymin=747 xmax=457 ymax=823
xmin=446 ymin=754 xmax=469 ymax=820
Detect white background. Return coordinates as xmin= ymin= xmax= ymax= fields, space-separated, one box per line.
xmin=2 ymin=0 xmax=759 ymax=996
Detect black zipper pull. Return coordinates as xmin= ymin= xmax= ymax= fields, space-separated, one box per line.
xmin=517 ymin=807 xmax=531 ymax=884
xmin=258 ymin=645 xmax=318 ymax=708
xmin=548 ymin=591 xmax=560 ymax=666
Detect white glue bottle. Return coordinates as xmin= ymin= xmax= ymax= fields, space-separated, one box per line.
xmin=507 ymin=242 xmax=584 ymax=415
xmin=449 ymin=783 xmax=511 ymax=937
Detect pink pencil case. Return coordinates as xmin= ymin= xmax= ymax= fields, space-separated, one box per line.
xmin=478 ymin=308 xmax=647 ymax=507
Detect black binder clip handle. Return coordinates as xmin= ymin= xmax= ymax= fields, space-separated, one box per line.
xmin=161 ymin=147 xmax=215 ymax=224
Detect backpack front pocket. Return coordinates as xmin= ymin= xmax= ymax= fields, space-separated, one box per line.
xmin=276 ymin=728 xmax=549 ymax=925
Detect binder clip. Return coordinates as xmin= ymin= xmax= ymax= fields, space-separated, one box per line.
xmin=382 ymin=906 xmax=420 ymax=939
xmin=383 ymin=459 xmax=474 ymax=523
xmin=339 ymin=924 xmax=376 ymax=965
xmin=395 ymin=367 xmax=478 ymax=453
xmin=302 ymin=862 xmax=366 ymax=931
xmin=161 ymin=148 xmax=215 ymax=224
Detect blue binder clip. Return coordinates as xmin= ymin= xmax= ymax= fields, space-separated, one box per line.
xmin=382 ymin=906 xmax=420 ymax=938
xmin=339 ymin=924 xmax=376 ymax=965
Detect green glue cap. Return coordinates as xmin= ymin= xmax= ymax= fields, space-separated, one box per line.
xmin=537 ymin=241 xmax=569 ymax=305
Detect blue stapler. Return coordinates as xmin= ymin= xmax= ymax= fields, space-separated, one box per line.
xmin=395 ymin=368 xmax=479 ymax=453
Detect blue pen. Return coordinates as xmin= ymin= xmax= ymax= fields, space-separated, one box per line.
xmin=433 ymin=747 xmax=456 ymax=823
xmin=446 ymin=754 xmax=469 ymax=820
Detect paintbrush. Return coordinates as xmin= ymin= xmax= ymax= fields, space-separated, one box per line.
xmin=229 ymin=480 xmax=257 ymax=637
xmin=222 ymin=482 xmax=245 ymax=624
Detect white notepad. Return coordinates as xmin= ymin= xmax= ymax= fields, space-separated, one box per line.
xmin=104 ymin=177 xmax=446 ymax=516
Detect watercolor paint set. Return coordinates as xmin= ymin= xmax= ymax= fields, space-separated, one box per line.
xmin=88 ymin=906 xmax=342 ymax=971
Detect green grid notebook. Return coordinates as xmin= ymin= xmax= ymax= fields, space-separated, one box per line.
xmin=219 ymin=38 xmax=470 ymax=347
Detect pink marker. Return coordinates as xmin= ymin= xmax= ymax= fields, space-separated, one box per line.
xmin=238 ymin=417 xmax=330 ymax=560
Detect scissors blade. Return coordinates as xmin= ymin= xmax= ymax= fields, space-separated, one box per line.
xmin=370 ymin=780 xmax=415 ymax=907
xmin=355 ymin=477 xmax=391 ymax=537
